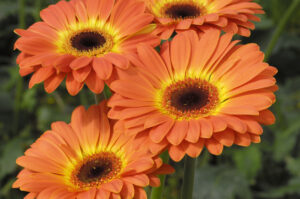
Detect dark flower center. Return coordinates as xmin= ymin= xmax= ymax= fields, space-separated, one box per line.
xmin=165 ymin=4 xmax=201 ymax=19
xmin=171 ymin=87 xmax=209 ymax=112
xmin=161 ymin=78 xmax=219 ymax=119
xmin=77 ymin=159 xmax=113 ymax=183
xmin=71 ymin=31 xmax=106 ymax=51
xmin=72 ymin=152 xmax=122 ymax=187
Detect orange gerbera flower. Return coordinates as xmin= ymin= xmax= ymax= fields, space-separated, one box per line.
xmin=108 ymin=29 xmax=277 ymax=162
xmin=14 ymin=0 xmax=159 ymax=95
xmin=13 ymin=103 xmax=174 ymax=199
xmin=143 ymin=0 xmax=264 ymax=39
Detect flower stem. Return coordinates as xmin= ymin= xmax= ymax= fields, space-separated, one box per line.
xmin=94 ymin=94 xmax=101 ymax=104
xmin=13 ymin=0 xmax=26 ymax=133
xmin=150 ymin=151 xmax=169 ymax=199
xmin=264 ymin=0 xmax=300 ymax=61
xmin=180 ymin=156 xmax=197 ymax=199
xmin=94 ymin=85 xmax=112 ymax=104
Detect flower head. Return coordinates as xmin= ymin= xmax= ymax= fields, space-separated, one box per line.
xmin=144 ymin=0 xmax=264 ymax=39
xmin=13 ymin=103 xmax=174 ymax=198
xmin=108 ymin=29 xmax=277 ymax=161
xmin=14 ymin=0 xmax=159 ymax=95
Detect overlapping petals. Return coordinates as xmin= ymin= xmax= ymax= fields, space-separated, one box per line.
xmin=144 ymin=0 xmax=264 ymax=39
xmin=108 ymin=29 xmax=277 ymax=161
xmin=14 ymin=0 xmax=159 ymax=95
xmin=13 ymin=103 xmax=174 ymax=199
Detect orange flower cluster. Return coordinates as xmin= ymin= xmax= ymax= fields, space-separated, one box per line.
xmin=13 ymin=0 xmax=276 ymax=198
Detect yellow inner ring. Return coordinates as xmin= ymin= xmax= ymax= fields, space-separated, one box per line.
xmin=55 ymin=19 xmax=121 ymax=57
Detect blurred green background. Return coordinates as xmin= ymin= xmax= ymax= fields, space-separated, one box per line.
xmin=0 ymin=0 xmax=300 ymax=198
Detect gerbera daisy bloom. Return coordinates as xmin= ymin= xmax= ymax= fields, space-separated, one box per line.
xmin=13 ymin=103 xmax=174 ymax=198
xmin=108 ymin=29 xmax=277 ymax=162
xmin=143 ymin=0 xmax=264 ymax=39
xmin=14 ymin=0 xmax=159 ymax=95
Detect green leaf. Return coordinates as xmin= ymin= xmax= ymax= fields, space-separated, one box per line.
xmin=193 ymin=165 xmax=252 ymax=199
xmin=233 ymin=146 xmax=262 ymax=184
xmin=273 ymin=116 xmax=300 ymax=161
xmin=0 ymin=138 xmax=23 ymax=179
xmin=286 ymin=157 xmax=300 ymax=177
xmin=258 ymin=177 xmax=300 ymax=198
xmin=20 ymin=88 xmax=37 ymax=112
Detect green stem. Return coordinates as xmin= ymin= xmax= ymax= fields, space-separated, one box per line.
xmin=264 ymin=0 xmax=300 ymax=61
xmin=94 ymin=85 xmax=112 ymax=104
xmin=52 ymin=92 xmax=65 ymax=112
xmin=13 ymin=0 xmax=26 ymax=133
xmin=34 ymin=0 xmax=41 ymax=21
xmin=150 ymin=151 xmax=169 ymax=199
xmin=94 ymin=94 xmax=101 ymax=104
xmin=180 ymin=156 xmax=197 ymax=199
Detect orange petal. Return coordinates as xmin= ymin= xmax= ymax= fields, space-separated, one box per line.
xmin=185 ymin=120 xmax=200 ymax=143
xmin=185 ymin=139 xmax=204 ymax=158
xmin=170 ymin=32 xmax=191 ymax=74
xmin=235 ymin=133 xmax=251 ymax=146
xmin=123 ymin=174 xmax=149 ymax=187
xmin=120 ymin=182 xmax=134 ymax=199
xmin=137 ymin=44 xmax=170 ymax=81
xmin=250 ymin=134 xmax=261 ymax=143
xmin=110 ymin=80 xmax=155 ymax=101
xmin=69 ymin=57 xmax=92 ymax=70
xmin=72 ymin=65 xmax=92 ymax=82
xmin=213 ymin=129 xmax=235 ymax=147
xmin=29 ymin=67 xmax=55 ymax=88
xmin=104 ymin=53 xmax=129 ymax=69
xmin=149 ymin=139 xmax=168 ymax=155
xmin=149 ymin=120 xmax=174 ymax=143
xmin=44 ymin=73 xmax=65 ymax=93
xmin=122 ymin=158 xmax=154 ymax=175
xmin=101 ymin=179 xmax=123 ymax=193
xmin=85 ymin=71 xmax=105 ymax=94
xmin=77 ymin=188 xmax=96 ymax=199
xmin=153 ymin=163 xmax=175 ymax=175
xmin=168 ymin=143 xmax=187 ymax=162
xmin=144 ymin=113 xmax=171 ymax=129
xmin=199 ymin=118 xmax=213 ymax=138
xmin=93 ymin=57 xmax=113 ymax=80
xmin=176 ymin=19 xmax=192 ymax=29
xmin=219 ymin=105 xmax=259 ymax=115
xmin=82 ymin=105 xmax=101 ymax=152
xmin=167 ymin=120 xmax=188 ymax=146
xmin=96 ymin=188 xmax=110 ymax=199
xmin=208 ymin=116 xmax=227 ymax=132
xmin=205 ymin=138 xmax=223 ymax=155
xmin=66 ymin=73 xmax=84 ymax=96
xmin=256 ymin=110 xmax=275 ymax=125
xmin=149 ymin=175 xmax=160 ymax=187
xmin=160 ymin=25 xmax=175 ymax=40
xmin=133 ymin=187 xmax=147 ymax=199
xmin=220 ymin=115 xmax=247 ymax=134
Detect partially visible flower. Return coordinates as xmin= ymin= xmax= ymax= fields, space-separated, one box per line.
xmin=143 ymin=0 xmax=264 ymax=39
xmin=108 ymin=29 xmax=277 ymax=162
xmin=14 ymin=0 xmax=159 ymax=95
xmin=13 ymin=103 xmax=174 ymax=198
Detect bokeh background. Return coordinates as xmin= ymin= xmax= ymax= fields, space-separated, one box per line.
xmin=0 ymin=0 xmax=300 ymax=198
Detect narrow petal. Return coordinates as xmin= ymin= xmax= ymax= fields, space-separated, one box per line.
xmin=93 ymin=57 xmax=113 ymax=80
xmin=167 ymin=121 xmax=188 ymax=146
xmin=205 ymin=138 xmax=223 ymax=155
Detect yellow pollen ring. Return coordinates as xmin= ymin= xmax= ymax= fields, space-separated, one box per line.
xmin=65 ymin=151 xmax=125 ymax=192
xmin=55 ymin=19 xmax=121 ymax=57
xmin=155 ymin=76 xmax=226 ymax=121
xmin=150 ymin=0 xmax=214 ymax=19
